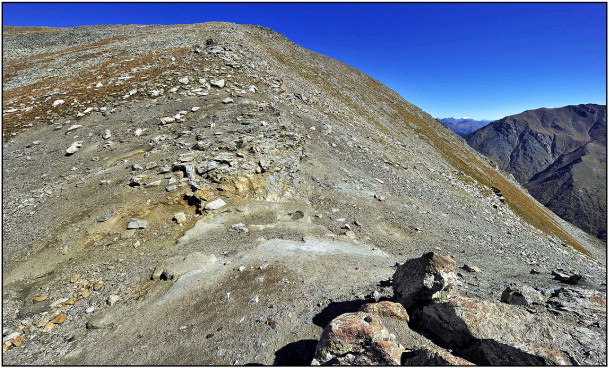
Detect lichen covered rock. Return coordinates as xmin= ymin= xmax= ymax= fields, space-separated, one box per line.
xmin=312 ymin=312 xmax=404 ymax=365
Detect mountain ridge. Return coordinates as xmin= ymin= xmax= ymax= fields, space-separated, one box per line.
xmin=465 ymin=103 xmax=607 ymax=240
xmin=2 ymin=22 xmax=605 ymax=365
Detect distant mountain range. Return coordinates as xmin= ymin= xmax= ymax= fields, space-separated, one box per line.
xmin=437 ymin=117 xmax=493 ymax=135
xmin=466 ymin=104 xmax=607 ymax=240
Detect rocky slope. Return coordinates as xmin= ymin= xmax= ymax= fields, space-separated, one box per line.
xmin=2 ymin=23 xmax=606 ymax=365
xmin=437 ymin=117 xmax=493 ymax=136
xmin=465 ymin=104 xmax=607 ymax=240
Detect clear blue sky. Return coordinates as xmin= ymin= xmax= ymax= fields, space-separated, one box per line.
xmin=3 ymin=3 xmax=606 ymax=120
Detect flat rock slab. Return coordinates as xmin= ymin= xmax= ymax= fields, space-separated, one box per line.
xmin=152 ymin=252 xmax=217 ymax=281
xmin=420 ymin=296 xmax=605 ymax=365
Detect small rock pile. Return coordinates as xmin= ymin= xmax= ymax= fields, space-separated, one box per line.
xmin=312 ymin=251 xmax=607 ymax=365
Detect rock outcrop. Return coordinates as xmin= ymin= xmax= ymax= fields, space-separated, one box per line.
xmin=312 ymin=252 xmax=606 ymax=366
xmin=392 ymin=252 xmax=457 ymax=308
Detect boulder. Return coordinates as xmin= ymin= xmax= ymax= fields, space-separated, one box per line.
xmin=552 ymin=269 xmax=583 ymax=285
xmin=358 ymin=301 xmax=409 ymax=322
xmin=500 ymin=284 xmax=544 ymax=305
xmin=152 ymin=252 xmax=217 ymax=281
xmin=393 ymin=252 xmax=456 ymax=308
xmin=420 ymin=296 xmax=605 ymax=365
xmin=312 ymin=312 xmax=404 ymax=365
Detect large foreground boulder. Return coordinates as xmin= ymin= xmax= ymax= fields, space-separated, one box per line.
xmin=311 ymin=312 xmax=404 ymax=365
xmin=420 ymin=296 xmax=606 ymax=365
xmin=392 ymin=252 xmax=457 ymax=308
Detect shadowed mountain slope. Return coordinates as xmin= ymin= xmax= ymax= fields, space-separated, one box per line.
xmin=466 ymin=104 xmax=607 ymax=239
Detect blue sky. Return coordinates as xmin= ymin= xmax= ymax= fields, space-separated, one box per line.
xmin=3 ymin=3 xmax=606 ymax=120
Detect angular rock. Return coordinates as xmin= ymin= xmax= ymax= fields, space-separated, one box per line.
xmin=358 ymin=301 xmax=409 ymax=322
xmin=312 ymin=312 xmax=404 ymax=365
xmin=393 ymin=252 xmax=456 ymax=308
xmin=65 ymin=141 xmax=83 ymax=155
xmin=160 ymin=117 xmax=175 ymax=124
xmin=107 ymin=295 xmax=120 ymax=306
xmin=552 ymin=269 xmax=583 ymax=285
xmin=205 ymin=198 xmax=226 ymax=211
xmin=178 ymin=77 xmax=189 ymax=84
xmin=222 ymin=97 xmax=234 ymax=104
xmin=501 ymin=284 xmax=544 ymax=305
xmin=152 ymin=252 xmax=217 ymax=281
xmin=173 ymin=212 xmax=187 ymax=224
xmin=67 ymin=124 xmax=82 ymax=132
xmin=102 ymin=129 xmax=112 ymax=140
xmin=127 ymin=219 xmax=148 ymax=229
xmin=210 ymin=79 xmax=225 ymax=88
xmin=462 ymin=264 xmax=482 ymax=273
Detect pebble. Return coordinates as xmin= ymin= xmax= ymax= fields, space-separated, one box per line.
xmin=127 ymin=219 xmax=148 ymax=229
xmin=67 ymin=124 xmax=82 ymax=132
xmin=210 ymin=79 xmax=225 ymax=88
xmin=160 ymin=117 xmax=175 ymax=124
xmin=345 ymin=230 xmax=357 ymax=239
xmin=178 ymin=77 xmax=190 ymax=84
xmin=52 ymin=99 xmax=65 ymax=107
xmin=145 ymin=180 xmax=162 ymax=187
xmin=238 ymin=266 xmax=246 ymax=272
xmin=70 ymin=274 xmax=82 ymax=283
xmin=248 ymin=296 xmax=259 ymax=304
xmin=134 ymin=128 xmax=143 ymax=137
xmin=93 ymin=280 xmax=105 ymax=290
xmin=174 ymin=212 xmax=187 ymax=224
xmin=463 ymin=264 xmax=482 ymax=273
xmin=165 ymin=184 xmax=179 ymax=192
xmin=102 ymin=129 xmax=112 ymax=140
xmin=96 ymin=210 xmax=113 ymax=222
xmin=220 ymin=293 xmax=231 ymax=302
xmin=85 ymin=307 xmax=95 ymax=314
xmin=191 ymin=106 xmax=201 ymax=112
xmin=107 ymin=295 xmax=120 ymax=306
xmin=231 ymin=223 xmax=249 ymax=233
xmin=50 ymin=314 xmax=67 ymax=324
xmin=32 ymin=296 xmax=48 ymax=303
xmin=222 ymin=97 xmax=234 ymax=104
xmin=65 ymin=141 xmax=83 ymax=155
xmin=50 ymin=298 xmax=69 ymax=308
